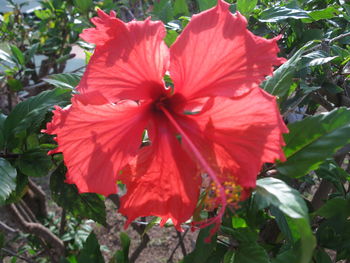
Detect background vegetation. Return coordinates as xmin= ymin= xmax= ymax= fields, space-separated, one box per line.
xmin=1 ymin=0 xmax=350 ymax=262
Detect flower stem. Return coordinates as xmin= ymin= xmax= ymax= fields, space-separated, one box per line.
xmin=159 ymin=106 xmax=227 ymax=228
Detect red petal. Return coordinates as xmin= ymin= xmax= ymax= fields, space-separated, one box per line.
xmin=78 ymin=15 xmax=169 ymax=101
xmin=179 ymin=88 xmax=287 ymax=189
xmin=119 ymin=116 xmax=201 ymax=230
xmin=44 ymin=95 xmax=150 ymax=196
xmin=170 ymin=0 xmax=285 ymax=99
xmin=80 ymin=9 xmax=125 ymax=46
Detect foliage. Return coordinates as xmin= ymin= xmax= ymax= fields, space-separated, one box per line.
xmin=1 ymin=0 xmax=350 ymax=262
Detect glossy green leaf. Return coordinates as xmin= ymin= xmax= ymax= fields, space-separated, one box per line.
xmin=44 ymin=73 xmax=82 ymax=89
xmin=17 ymin=149 xmax=52 ymax=177
xmin=183 ymin=225 xmax=216 ymax=263
xmin=153 ymin=0 xmax=174 ymax=23
xmin=261 ymin=47 xmax=304 ymax=101
xmin=0 ymin=49 xmax=14 ymax=64
xmin=314 ymin=248 xmax=332 ymax=263
xmin=234 ymin=243 xmax=269 ymax=263
xmin=196 ymin=0 xmax=216 ymax=11
xmin=77 ymin=232 xmax=104 ymax=263
xmin=73 ymin=0 xmax=93 ymax=13
xmin=255 ymin=177 xmax=308 ymax=218
xmin=10 ymin=45 xmax=25 ymax=65
xmin=173 ymin=0 xmax=189 ymax=17
xmin=237 ymin=0 xmax=257 ymax=17
xmin=277 ymin=108 xmax=350 ymax=177
xmin=34 ymin=9 xmax=52 ymax=20
xmin=308 ymin=7 xmax=339 ymax=21
xmin=50 ymin=164 xmax=107 ymax=225
xmin=315 ymin=198 xmax=350 ymax=219
xmin=164 ymin=30 xmax=179 ymax=47
xmin=299 ymin=51 xmax=337 ymax=69
xmin=315 ymin=161 xmax=348 ymax=195
xmin=259 ymin=6 xmax=309 ymax=22
xmin=223 ymin=250 xmax=235 ymax=263
xmin=110 ymin=232 xmax=130 ymax=263
xmin=0 ymin=158 xmax=17 ymax=205
xmin=3 ymin=88 xmax=71 ymax=149
xmin=7 ymin=78 xmax=23 ymax=92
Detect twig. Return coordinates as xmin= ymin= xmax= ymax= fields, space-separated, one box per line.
xmin=167 ymin=229 xmax=189 ymax=263
xmin=307 ymin=32 xmax=350 ymax=52
xmin=1 ymin=248 xmax=35 ymax=263
xmin=0 ymin=220 xmax=19 ymax=234
xmin=120 ymin=6 xmax=135 ymax=20
xmin=8 ymin=204 xmax=64 ymax=262
xmin=59 ymin=208 xmax=66 ymax=237
xmin=176 ymin=230 xmax=187 ymax=256
xmin=130 ymin=218 xmax=150 ymax=263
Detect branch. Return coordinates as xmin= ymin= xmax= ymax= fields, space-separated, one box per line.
xmin=8 ymin=204 xmax=65 ymax=261
xmin=1 ymin=248 xmax=35 ymax=263
xmin=167 ymin=229 xmax=189 ymax=263
xmin=0 ymin=220 xmax=19 ymax=234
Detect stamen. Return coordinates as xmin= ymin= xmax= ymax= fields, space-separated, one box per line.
xmin=159 ymin=105 xmax=227 ymax=232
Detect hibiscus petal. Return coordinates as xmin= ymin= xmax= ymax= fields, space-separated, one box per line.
xmin=179 ymin=88 xmax=287 ymax=189
xmin=80 ymin=9 xmax=125 ymax=46
xmin=118 ymin=116 xmax=201 ymax=230
xmin=170 ymin=0 xmax=284 ymax=99
xmin=43 ymin=94 xmax=150 ymax=196
xmin=79 ymin=12 xmax=169 ymax=101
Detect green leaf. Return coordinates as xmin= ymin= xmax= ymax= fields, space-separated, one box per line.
xmin=10 ymin=45 xmax=25 ymax=65
xmin=234 ymin=243 xmax=269 ymax=263
xmin=232 ymin=217 xmax=247 ymax=229
xmin=110 ymin=233 xmax=130 ymax=263
xmin=77 ymin=232 xmax=104 ymax=263
xmin=173 ymin=0 xmax=189 ymax=17
xmin=270 ymin=214 xmax=315 ymax=263
xmin=299 ymin=51 xmax=337 ymax=69
xmin=259 ymin=6 xmax=309 ymax=22
xmin=277 ymin=108 xmax=350 ymax=177
xmin=196 ymin=0 xmax=216 ymax=11
xmin=315 ymin=161 xmax=348 ymax=195
xmin=153 ymin=0 xmax=174 ymax=23
xmin=7 ymin=78 xmax=23 ymax=92
xmin=223 ymin=250 xmax=235 ymax=263
xmin=237 ymin=0 xmax=257 ymax=17
xmin=3 ymin=88 xmax=71 ymax=149
xmin=287 ymin=218 xmax=316 ymax=263
xmin=0 ymin=49 xmax=14 ymax=64
xmin=43 ymin=73 xmax=82 ymax=89
xmin=315 ymin=198 xmax=350 ymax=219
xmin=308 ymin=7 xmax=339 ymax=21
xmin=254 ymin=178 xmax=315 ymax=263
xmin=73 ymin=0 xmax=93 ymax=13
xmin=164 ymin=30 xmax=179 ymax=47
xmin=34 ymin=9 xmax=52 ymax=20
xmin=255 ymin=177 xmax=308 ymax=218
xmin=183 ymin=225 xmax=216 ymax=263
xmin=17 ymin=149 xmax=52 ymax=177
xmin=261 ymin=47 xmax=304 ymax=101
xmin=0 ymin=158 xmax=17 ymax=205
xmin=50 ymin=164 xmax=107 ymax=225
xmin=314 ymin=248 xmax=332 ymax=263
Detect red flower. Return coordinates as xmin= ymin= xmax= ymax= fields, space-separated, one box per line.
xmin=44 ymin=0 xmax=287 ymax=230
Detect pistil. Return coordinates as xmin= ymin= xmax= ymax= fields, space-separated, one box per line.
xmin=159 ymin=105 xmax=227 ymax=234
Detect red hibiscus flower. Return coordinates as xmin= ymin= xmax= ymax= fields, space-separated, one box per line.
xmin=44 ymin=0 xmax=288 ymax=231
